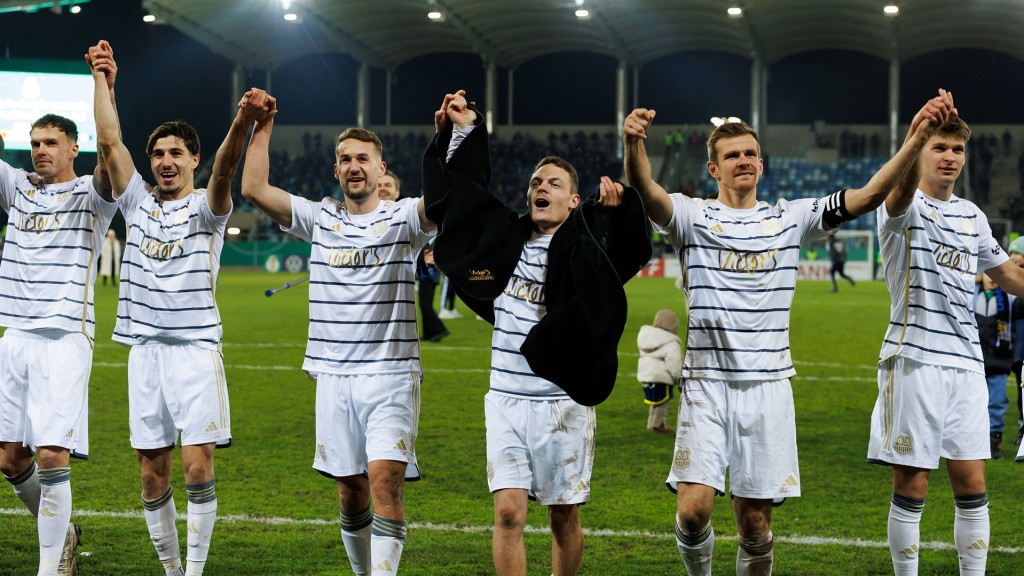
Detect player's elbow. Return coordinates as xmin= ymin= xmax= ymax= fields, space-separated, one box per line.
xmin=240 ymin=181 xmax=258 ymax=202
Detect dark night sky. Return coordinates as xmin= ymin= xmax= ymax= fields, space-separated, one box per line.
xmin=3 ymin=0 xmax=1024 ymax=164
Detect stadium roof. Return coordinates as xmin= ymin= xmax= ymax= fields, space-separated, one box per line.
xmin=141 ymin=0 xmax=1024 ymax=71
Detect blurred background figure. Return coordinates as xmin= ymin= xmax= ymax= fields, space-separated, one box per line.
xmin=377 ymin=170 xmax=401 ymax=201
xmin=974 ymin=273 xmax=1015 ymax=459
xmin=99 ymin=229 xmax=121 ymax=286
xmin=828 ymin=237 xmax=855 ymax=292
xmin=637 ymin=309 xmax=682 ymax=434
xmin=417 ymin=244 xmax=448 ymax=342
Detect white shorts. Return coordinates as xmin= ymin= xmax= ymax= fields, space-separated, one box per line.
xmin=128 ymin=342 xmax=231 ymax=449
xmin=0 ymin=329 xmax=91 ymax=458
xmin=868 ymin=356 xmax=989 ymax=468
xmin=313 ymin=372 xmax=421 ymax=480
xmin=666 ymin=378 xmax=800 ymax=500
xmin=485 ymin=392 xmax=596 ymax=506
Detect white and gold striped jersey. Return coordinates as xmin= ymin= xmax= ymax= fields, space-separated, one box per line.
xmin=113 ymin=171 xmax=228 ymax=350
xmin=0 ymin=160 xmax=117 ymax=338
xmin=489 ymin=233 xmax=568 ymax=400
xmin=285 ymin=196 xmax=433 ymax=376
xmin=658 ymin=193 xmax=831 ymax=381
xmin=877 ymin=191 xmax=1009 ymax=374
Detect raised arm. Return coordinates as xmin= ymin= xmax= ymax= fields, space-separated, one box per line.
xmin=240 ymin=93 xmax=293 ymax=228
xmin=623 ymin=108 xmax=673 ymax=227
xmin=89 ymin=43 xmax=118 ymax=201
xmin=206 ymin=89 xmax=266 ymax=216
xmin=884 ymin=90 xmax=957 ymax=218
xmin=839 ymin=90 xmax=954 ymax=222
xmin=88 ymin=40 xmax=135 ymax=198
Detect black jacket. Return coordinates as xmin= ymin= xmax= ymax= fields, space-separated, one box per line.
xmin=422 ymin=112 xmax=652 ymax=406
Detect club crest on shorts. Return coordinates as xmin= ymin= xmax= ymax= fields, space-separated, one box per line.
xmin=674 ymin=448 xmax=691 ymax=469
xmin=893 ymin=434 xmax=914 ymax=455
xmin=486 ymin=459 xmax=495 ymax=481
xmin=317 ymin=443 xmax=328 ymax=462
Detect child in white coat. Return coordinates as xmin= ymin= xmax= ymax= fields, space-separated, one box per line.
xmin=637 ymin=309 xmax=682 ymax=434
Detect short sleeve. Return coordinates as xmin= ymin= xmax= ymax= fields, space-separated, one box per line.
xmin=282 ymin=194 xmax=318 ymax=243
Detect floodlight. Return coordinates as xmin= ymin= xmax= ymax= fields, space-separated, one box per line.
xmin=711 ymin=116 xmax=743 ymax=127
xmin=883 ymin=5 xmax=899 ymax=15
xmin=575 ymin=9 xmax=589 ymax=18
xmin=283 ymin=12 xmax=298 ymax=21
xmin=70 ymin=5 xmax=81 ymax=13
xmin=427 ymin=11 xmax=443 ymax=19
xmin=727 ymin=6 xmax=743 ymax=17
xmin=142 ymin=13 xmax=155 ymax=22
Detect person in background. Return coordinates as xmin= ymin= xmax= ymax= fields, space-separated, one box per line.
xmin=377 ymin=170 xmax=400 ymax=201
xmin=637 ymin=309 xmax=682 ymax=435
xmin=99 ymin=229 xmax=121 ymax=286
xmin=974 ymin=274 xmax=1014 ymax=459
xmin=416 ymin=243 xmax=448 ymax=342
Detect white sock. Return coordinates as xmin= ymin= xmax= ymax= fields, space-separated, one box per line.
xmin=143 ymin=487 xmax=182 ymax=575
xmin=888 ymin=493 xmax=924 ymax=576
xmin=185 ymin=481 xmax=217 ymax=576
xmin=37 ymin=467 xmax=72 ymax=576
xmin=340 ymin=506 xmax=373 ymax=575
xmin=4 ymin=461 xmax=41 ymax=516
xmin=675 ymin=515 xmax=713 ymax=576
xmin=953 ymin=494 xmax=989 ymax=576
xmin=736 ymin=531 xmax=773 ymax=576
xmin=369 ymin=514 xmax=407 ymax=574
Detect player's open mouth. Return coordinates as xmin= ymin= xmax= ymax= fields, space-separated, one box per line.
xmin=535 ymin=198 xmax=550 ymax=208
xmin=160 ymin=172 xmax=176 ymax=182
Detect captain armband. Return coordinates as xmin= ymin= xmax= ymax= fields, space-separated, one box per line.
xmin=821 ymin=189 xmax=855 ymax=228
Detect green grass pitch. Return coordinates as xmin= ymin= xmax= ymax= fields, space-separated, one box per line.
xmin=1 ymin=272 xmax=1022 ymax=575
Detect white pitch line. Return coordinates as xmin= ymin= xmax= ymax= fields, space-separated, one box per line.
xmin=1 ymin=508 xmax=1018 ymax=554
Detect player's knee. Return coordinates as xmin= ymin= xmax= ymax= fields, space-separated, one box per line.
xmin=547 ymin=504 xmax=580 ymax=534
xmin=736 ymin=510 xmax=771 ymax=539
xmin=952 ymin=477 xmax=987 ymax=497
xmin=183 ymin=463 xmax=214 ymax=485
xmin=34 ymin=446 xmax=69 ymax=470
xmin=734 ymin=499 xmax=772 ymax=537
xmin=677 ymin=508 xmax=712 ymax=534
xmin=0 ymin=444 xmax=33 ymax=477
xmin=495 ymin=502 xmax=526 ymax=531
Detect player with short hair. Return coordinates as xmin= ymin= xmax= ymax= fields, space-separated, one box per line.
xmin=0 ymin=107 xmax=116 ymax=575
xmin=623 ymin=92 xmax=954 ymax=575
xmin=426 ymin=90 xmax=650 ymax=576
xmin=241 ymin=89 xmax=436 ymax=575
xmin=868 ymin=101 xmax=1024 ymax=575
xmin=89 ymin=40 xmax=258 ymax=576
xmin=377 ymin=170 xmax=401 ymax=201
